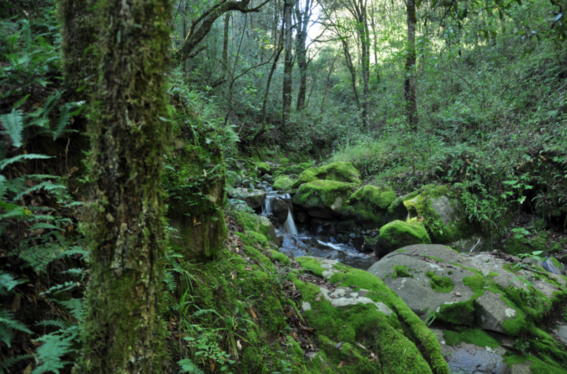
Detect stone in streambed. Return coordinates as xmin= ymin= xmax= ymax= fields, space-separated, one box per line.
xmin=374 ymin=219 xmax=431 ymax=257
xmin=292 ymin=180 xmax=355 ymax=219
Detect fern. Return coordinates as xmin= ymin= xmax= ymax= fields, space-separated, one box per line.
xmin=0 ymin=270 xmax=26 ymax=295
xmin=36 ymin=320 xmax=67 ymax=330
xmin=0 ymin=109 xmax=24 ymax=148
xmin=0 ymin=353 xmax=33 ymax=374
xmin=0 ymin=309 xmax=32 ymax=347
xmin=32 ymin=333 xmax=74 ymax=374
xmin=0 ymin=153 xmax=51 ymax=170
xmin=13 ymin=181 xmax=66 ymax=202
xmin=53 ymin=104 xmax=70 ymax=140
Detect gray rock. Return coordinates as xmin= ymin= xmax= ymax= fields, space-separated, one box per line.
xmin=477 ymin=291 xmax=517 ymax=334
xmin=229 ymin=188 xmax=266 ymax=210
xmin=557 ymin=325 xmax=567 ymax=346
xmin=272 ymin=198 xmax=289 ymax=223
xmin=430 ymin=195 xmax=459 ymax=226
xmin=444 ymin=343 xmax=510 ymax=374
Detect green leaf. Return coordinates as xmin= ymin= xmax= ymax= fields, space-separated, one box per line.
xmin=0 ymin=154 xmax=52 ymax=170
xmin=0 ymin=109 xmax=24 ymax=147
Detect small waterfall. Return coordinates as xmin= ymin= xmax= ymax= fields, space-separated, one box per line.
xmin=283 ymin=209 xmax=298 ymax=235
xmin=262 ymin=196 xmax=274 ymax=216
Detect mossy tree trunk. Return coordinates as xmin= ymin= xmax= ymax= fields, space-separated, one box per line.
xmin=78 ymin=0 xmax=172 ymax=372
xmin=405 ymin=0 xmax=418 ymax=130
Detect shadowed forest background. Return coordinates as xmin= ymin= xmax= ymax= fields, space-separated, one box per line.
xmin=1 ymin=0 xmax=567 ymax=372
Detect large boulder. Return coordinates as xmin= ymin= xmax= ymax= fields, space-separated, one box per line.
xmin=294 ymin=256 xmax=449 ymax=374
xmin=403 ymin=185 xmax=473 ymax=244
xmin=271 ymin=197 xmax=289 ymax=223
xmin=318 ymin=161 xmax=362 ymax=185
xmin=291 ymin=167 xmax=327 ymax=188
xmin=272 ymin=175 xmax=294 ymax=191
xmin=292 ymin=180 xmax=355 ymax=219
xmin=228 ymin=188 xmax=266 ymax=210
xmin=367 ymin=244 xmax=567 ymax=372
xmin=342 ymin=185 xmax=397 ymax=228
xmin=374 ymin=219 xmax=431 ymax=257
xmin=255 ymin=162 xmax=271 ymax=175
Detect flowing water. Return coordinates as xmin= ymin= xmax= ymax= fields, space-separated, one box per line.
xmin=259 ymin=183 xmax=376 ymax=270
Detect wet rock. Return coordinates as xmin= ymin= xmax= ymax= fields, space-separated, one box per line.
xmin=292 ymin=180 xmax=354 ymax=219
xmin=558 ymin=325 xmax=567 ymax=346
xmin=294 ymin=210 xmax=310 ymax=224
xmin=444 ymin=342 xmax=510 ymax=374
xmin=353 ymin=236 xmax=376 ymax=253
xmin=229 ymin=188 xmax=266 ymax=210
xmin=477 ymin=291 xmax=517 ymax=334
xmin=272 ymin=198 xmax=289 ymax=223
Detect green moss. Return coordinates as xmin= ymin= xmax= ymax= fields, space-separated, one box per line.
xmin=291 ymin=167 xmax=327 ymax=188
xmin=426 ymin=271 xmax=454 ymax=293
xmin=387 ymin=191 xmax=418 ymax=221
xmin=292 ymin=180 xmax=355 ymax=216
xmin=255 ymin=162 xmax=270 ymax=174
xmin=318 ymin=161 xmax=362 ymax=185
xmin=504 ymin=354 xmax=567 ymax=374
xmin=376 ymin=220 xmax=431 ymax=256
xmin=393 ymin=265 xmax=413 ymax=278
xmin=444 ymin=329 xmax=501 ymax=348
xmin=269 ymin=250 xmax=291 ymax=266
xmin=402 ymin=185 xmax=472 ymax=244
xmin=279 ymin=158 xmax=289 ymax=167
xmin=342 ymin=185 xmax=397 ymax=227
xmin=295 ymin=258 xmax=449 ymax=374
xmin=273 ymin=175 xmax=294 ymax=190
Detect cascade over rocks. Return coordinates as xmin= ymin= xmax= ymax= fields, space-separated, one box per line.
xmin=367 ymin=244 xmax=567 ymax=373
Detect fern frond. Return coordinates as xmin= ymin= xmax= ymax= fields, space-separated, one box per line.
xmin=0 ymin=109 xmax=24 ymax=148
xmin=0 ymin=154 xmax=51 ymax=171
xmin=13 ymin=181 xmax=65 ymax=202
xmin=56 ymin=298 xmax=83 ymax=321
xmin=36 ymin=320 xmax=68 ymax=330
xmin=53 ymin=105 xmax=70 ymax=141
xmin=32 ymin=333 xmax=74 ymax=374
xmin=42 ymin=281 xmax=80 ymax=296
xmin=0 ymin=271 xmax=26 ymax=293
xmin=0 ymin=309 xmax=32 ymax=347
xmin=0 ymin=353 xmax=33 ymax=373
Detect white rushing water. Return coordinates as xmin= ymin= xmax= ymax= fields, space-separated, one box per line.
xmin=283 ymin=209 xmax=298 ymax=235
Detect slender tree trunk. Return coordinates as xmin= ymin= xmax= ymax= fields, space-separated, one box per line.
xmin=405 ymin=0 xmax=418 ymax=130
xmin=295 ymin=0 xmax=311 ymax=111
xmin=223 ymin=13 xmax=230 ymax=67
xmin=370 ymin=3 xmax=380 ymax=84
xmin=78 ymin=0 xmax=171 ymax=372
xmin=320 ymin=54 xmax=338 ymax=114
xmin=341 ymin=39 xmax=360 ymax=109
xmin=359 ymin=7 xmax=370 ymax=128
xmin=282 ymin=0 xmax=294 ymax=125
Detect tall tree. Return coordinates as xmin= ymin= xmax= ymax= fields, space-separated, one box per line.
xmin=282 ymin=0 xmax=295 ymax=125
xmin=405 ymin=0 xmax=418 ymax=130
xmin=77 ymin=0 xmax=172 ymax=371
xmin=294 ymin=0 xmax=313 ymax=111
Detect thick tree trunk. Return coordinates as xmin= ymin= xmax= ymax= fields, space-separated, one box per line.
xmin=58 ymin=0 xmax=97 ymax=95
xmin=405 ymin=0 xmax=418 ymax=130
xmin=359 ymin=8 xmax=370 ymax=128
xmin=78 ymin=0 xmax=171 ymax=372
xmin=282 ymin=0 xmax=294 ymax=125
xmin=295 ymin=0 xmax=311 ymax=111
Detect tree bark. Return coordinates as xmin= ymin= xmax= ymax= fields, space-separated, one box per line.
xmin=58 ymin=0 xmax=97 ymax=95
xmin=282 ymin=0 xmax=294 ymax=125
xmin=341 ymin=39 xmax=360 ymax=109
xmin=223 ymin=13 xmax=230 ymax=66
xmin=78 ymin=0 xmax=171 ymax=371
xmin=405 ymin=0 xmax=418 ymax=130
xmin=295 ymin=0 xmax=311 ymax=111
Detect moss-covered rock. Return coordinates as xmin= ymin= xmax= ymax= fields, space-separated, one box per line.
xmin=342 ymin=185 xmax=397 ymax=228
xmin=294 ymin=257 xmax=449 ymax=374
xmin=375 ymin=219 xmax=431 ymax=257
xmin=387 ymin=191 xmax=418 ymax=221
xmin=318 ymin=161 xmax=361 ymax=185
xmin=279 ymin=157 xmax=289 ymax=167
xmin=238 ymin=211 xmax=281 ymax=245
xmin=292 ymin=180 xmax=355 ymax=219
xmin=283 ymin=163 xmax=311 ymax=175
xmin=272 ymin=175 xmax=294 ymax=191
xmin=403 ymin=185 xmax=473 ymax=244
xmin=255 ymin=162 xmax=271 ymax=175
xmin=291 ymin=167 xmax=327 ymax=189
xmin=368 ymin=244 xmax=567 ymax=371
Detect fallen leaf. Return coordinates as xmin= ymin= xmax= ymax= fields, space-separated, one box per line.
xmin=338 ymin=361 xmax=344 ymax=368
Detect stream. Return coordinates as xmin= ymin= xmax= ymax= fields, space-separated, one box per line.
xmin=259 ymin=183 xmax=377 ymax=270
